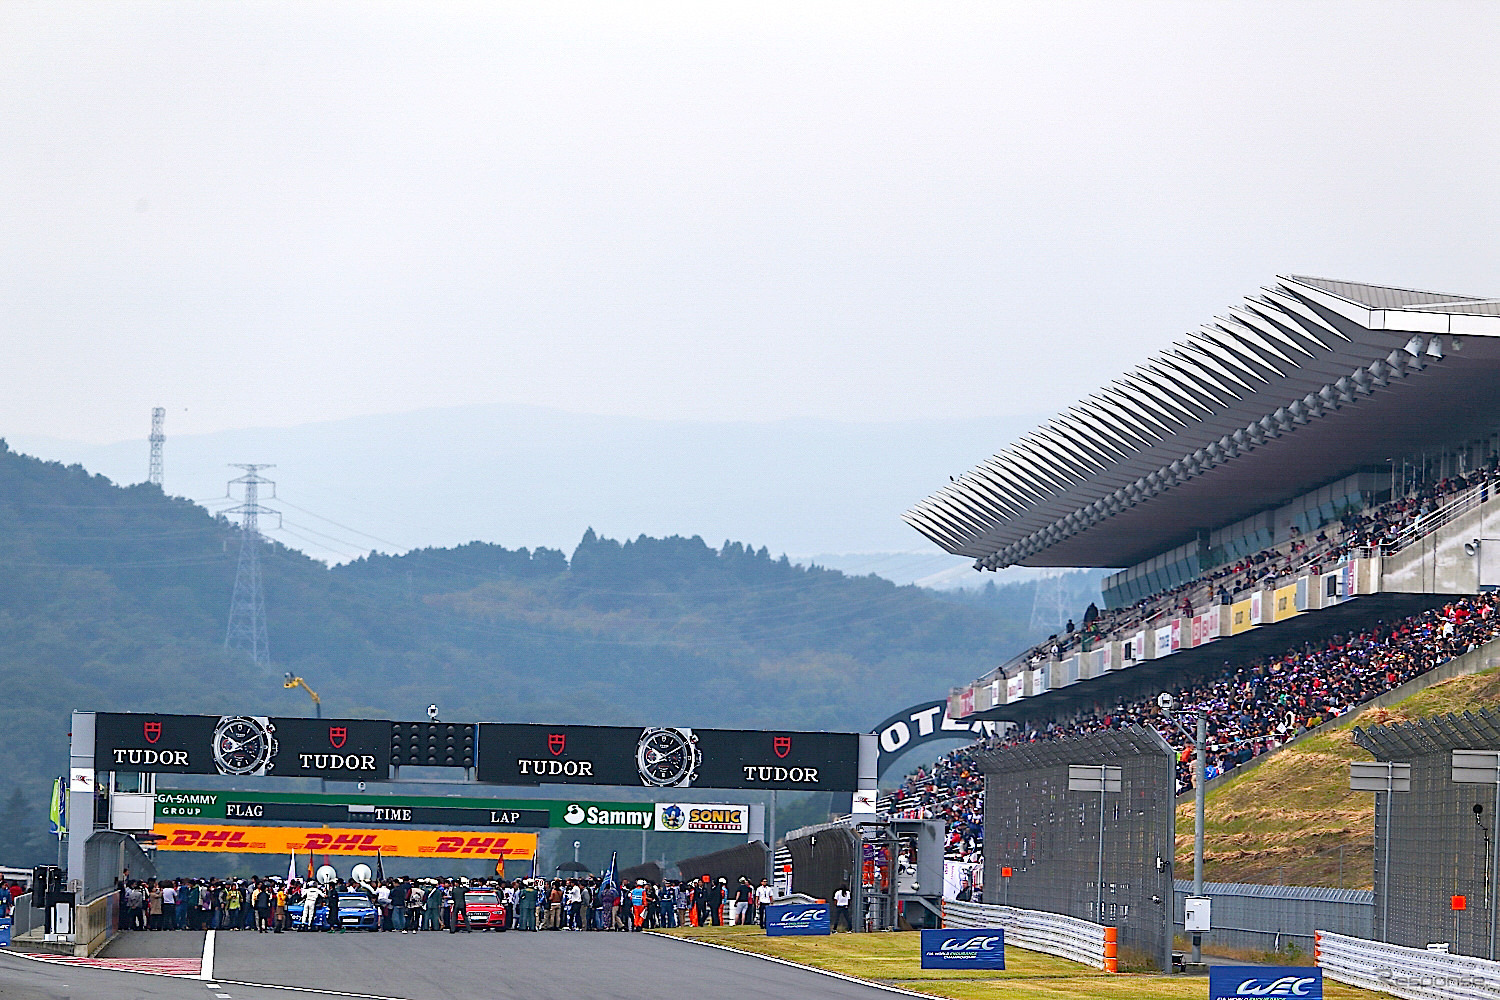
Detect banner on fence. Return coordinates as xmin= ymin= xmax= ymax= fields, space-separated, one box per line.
xmin=921 ymin=928 xmax=1005 ymax=969
xmin=1209 ymin=966 xmax=1322 ymax=1000
xmin=764 ymin=902 xmax=829 ymax=936
xmin=152 ymin=823 xmax=537 ymax=860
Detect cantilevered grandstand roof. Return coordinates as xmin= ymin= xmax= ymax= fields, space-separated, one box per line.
xmin=907 ymin=276 xmax=1500 ymax=570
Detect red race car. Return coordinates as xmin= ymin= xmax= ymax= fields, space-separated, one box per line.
xmin=462 ymin=889 xmax=508 ymax=931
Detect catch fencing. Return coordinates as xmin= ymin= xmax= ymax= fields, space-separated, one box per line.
xmin=944 ymin=899 xmax=1115 ymax=970
xmin=1172 ymin=880 xmax=1373 ymax=954
xmin=1355 ymin=710 xmax=1500 ymax=956
xmin=1318 ymin=929 xmax=1500 ymax=1000
xmin=977 ymin=725 xmax=1176 ymax=971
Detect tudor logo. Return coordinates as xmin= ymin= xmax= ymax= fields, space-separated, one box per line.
xmin=329 ymin=726 xmax=347 ymax=749
xmin=548 ymin=733 xmax=566 ymax=756
xmin=144 ymin=721 xmax=162 ymax=744
xmin=773 ymin=736 xmax=791 ymax=759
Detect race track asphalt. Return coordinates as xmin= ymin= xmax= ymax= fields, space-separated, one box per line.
xmin=1 ymin=929 xmax=903 ymax=1000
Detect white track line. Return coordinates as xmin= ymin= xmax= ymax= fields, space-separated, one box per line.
xmin=199 ymin=929 xmax=216 ymax=981
xmin=647 ymin=932 xmax=937 ymax=998
xmin=0 ymin=948 xmax=406 ymax=1000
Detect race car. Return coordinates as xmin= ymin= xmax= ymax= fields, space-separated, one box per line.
xmin=285 ymin=892 xmax=381 ymax=931
xmin=460 ymin=890 xmax=508 ymax=931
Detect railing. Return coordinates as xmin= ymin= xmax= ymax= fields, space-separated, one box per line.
xmin=1385 ymin=477 xmax=1498 ymax=556
xmin=1317 ymin=929 xmax=1500 ymax=999
xmin=944 ymin=900 xmax=1115 ymax=971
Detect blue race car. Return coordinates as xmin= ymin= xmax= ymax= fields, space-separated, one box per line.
xmin=286 ymin=892 xmax=380 ymax=931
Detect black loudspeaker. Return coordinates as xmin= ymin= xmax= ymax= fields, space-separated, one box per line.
xmin=31 ymin=866 xmax=59 ymax=907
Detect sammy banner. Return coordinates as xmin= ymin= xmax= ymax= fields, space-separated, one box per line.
xmin=764 ymin=902 xmax=829 ymax=936
xmin=1208 ymin=967 xmax=1322 ymax=1000
xmin=921 ymin=928 xmax=1005 ymax=969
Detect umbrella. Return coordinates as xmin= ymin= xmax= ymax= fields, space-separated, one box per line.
xmin=554 ymin=861 xmax=592 ymax=873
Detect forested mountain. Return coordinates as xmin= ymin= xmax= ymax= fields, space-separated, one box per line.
xmin=0 ymin=442 xmax=1094 ymax=864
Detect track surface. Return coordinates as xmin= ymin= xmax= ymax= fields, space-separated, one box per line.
xmin=1 ymin=930 xmax=899 ymax=1000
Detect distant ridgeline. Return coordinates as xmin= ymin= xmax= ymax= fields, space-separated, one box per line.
xmin=0 ymin=441 xmax=1086 ymax=865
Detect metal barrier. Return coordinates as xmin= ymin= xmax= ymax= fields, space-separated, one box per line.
xmin=8 ymin=894 xmax=40 ymax=940
xmin=1172 ymin=880 xmax=1373 ymax=954
xmin=977 ymin=725 xmax=1175 ymax=971
xmin=944 ymin=899 xmax=1114 ymax=970
xmin=1317 ymin=929 xmax=1500 ymax=999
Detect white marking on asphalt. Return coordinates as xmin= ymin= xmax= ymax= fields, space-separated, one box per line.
xmin=647 ymin=932 xmax=936 ymax=998
xmin=199 ymin=928 xmax=217 ymax=981
xmin=210 ymin=980 xmax=408 ymax=1000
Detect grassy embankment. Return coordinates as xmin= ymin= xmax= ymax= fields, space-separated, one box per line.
xmin=658 ymin=925 xmax=1384 ymax=999
xmin=1182 ymin=663 xmax=1500 ymax=888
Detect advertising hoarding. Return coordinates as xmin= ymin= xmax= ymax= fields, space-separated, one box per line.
xmin=94 ymin=713 xmax=391 ymax=781
xmin=920 ymin=928 xmax=1005 ymax=969
xmin=1208 ymin=967 xmax=1321 ymax=1000
xmin=764 ymin=901 xmax=830 ymax=936
xmin=151 ymin=822 xmax=537 ymax=860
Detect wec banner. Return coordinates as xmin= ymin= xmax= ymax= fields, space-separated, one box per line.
xmin=1208 ymin=967 xmax=1322 ymax=1000
xmin=920 ymin=928 xmax=1006 ymax=969
xmin=764 ymin=902 xmax=830 ymax=936
xmin=152 ymin=823 xmax=537 ymax=860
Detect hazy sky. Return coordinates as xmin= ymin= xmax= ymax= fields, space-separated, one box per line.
xmin=4 ymin=1 xmax=1498 ymax=444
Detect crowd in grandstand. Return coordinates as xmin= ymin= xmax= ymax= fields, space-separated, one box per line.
xmin=111 ymin=872 xmax=779 ymax=933
xmin=1005 ymin=469 xmax=1497 ymax=687
xmin=889 ymin=591 xmax=1500 ymax=843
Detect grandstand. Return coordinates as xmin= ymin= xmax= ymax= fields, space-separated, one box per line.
xmin=885 ymin=275 xmax=1500 ymax=855
xmin=904 ymin=274 xmax=1500 ymax=723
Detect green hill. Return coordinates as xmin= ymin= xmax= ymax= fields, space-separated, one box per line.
xmin=0 ymin=441 xmax=1069 ymax=865
xmin=1178 ymin=655 xmax=1500 ymax=888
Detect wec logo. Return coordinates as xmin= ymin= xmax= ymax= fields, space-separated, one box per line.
xmin=1231 ymin=978 xmax=1319 ymax=996
xmin=774 ymin=908 xmax=826 ymax=925
xmin=939 ymin=936 xmax=1001 ymax=952
xmin=1210 ymin=967 xmax=1322 ymax=1000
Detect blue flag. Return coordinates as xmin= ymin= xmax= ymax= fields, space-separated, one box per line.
xmin=601 ymin=851 xmax=618 ymax=891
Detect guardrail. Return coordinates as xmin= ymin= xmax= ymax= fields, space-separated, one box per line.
xmin=1317 ymin=929 xmax=1500 ymax=999
xmin=1385 ymin=478 xmax=1498 ymax=556
xmin=943 ymin=900 xmax=1115 ymax=971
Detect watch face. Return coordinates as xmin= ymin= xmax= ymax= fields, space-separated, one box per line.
xmin=213 ymin=716 xmax=278 ymax=776
xmin=636 ymin=727 xmax=698 ymax=787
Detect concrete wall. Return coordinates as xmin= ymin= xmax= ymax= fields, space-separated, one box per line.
xmin=1380 ymin=492 xmax=1500 ymax=594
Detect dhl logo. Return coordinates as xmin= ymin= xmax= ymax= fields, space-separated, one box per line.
xmin=300 ymin=833 xmax=382 ymax=851
xmin=165 ymin=829 xmax=268 ymax=850
xmin=423 ymin=836 xmax=516 ymax=856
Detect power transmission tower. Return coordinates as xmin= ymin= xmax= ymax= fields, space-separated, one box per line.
xmin=148 ymin=407 xmax=165 ymax=486
xmin=1029 ymin=571 xmax=1069 ymax=633
xmin=224 ymin=464 xmax=280 ymax=667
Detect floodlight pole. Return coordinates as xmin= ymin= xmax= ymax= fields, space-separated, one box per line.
xmin=1097 ymin=765 xmax=1107 ymax=922
xmin=1165 ymin=705 xmax=1208 ymax=965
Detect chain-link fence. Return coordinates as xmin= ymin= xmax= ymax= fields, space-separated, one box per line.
xmin=1356 ymin=709 xmax=1500 ymax=957
xmin=976 ymin=725 xmax=1175 ymax=971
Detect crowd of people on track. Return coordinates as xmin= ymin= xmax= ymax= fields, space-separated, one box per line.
xmin=112 ymin=872 xmax=784 ymax=934
xmin=891 ymin=590 xmax=1500 ymax=831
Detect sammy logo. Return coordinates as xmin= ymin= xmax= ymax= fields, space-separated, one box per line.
xmin=563 ymin=804 xmax=586 ymax=825
xmin=940 ymin=935 xmax=1001 ymax=952
xmin=775 ymin=908 xmax=826 ymax=926
xmin=1231 ymin=977 xmax=1319 ymax=996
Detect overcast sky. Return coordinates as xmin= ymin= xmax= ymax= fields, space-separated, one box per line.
xmin=4 ymin=1 xmax=1498 ymax=445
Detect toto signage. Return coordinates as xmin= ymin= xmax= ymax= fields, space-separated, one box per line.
xmin=764 ymin=902 xmax=830 ymax=936
xmin=920 ymin=928 xmax=1006 ymax=969
xmin=1208 ymin=967 xmax=1323 ymax=1000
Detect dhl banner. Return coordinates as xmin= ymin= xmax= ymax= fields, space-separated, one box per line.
xmin=152 ymin=823 xmax=537 ymax=860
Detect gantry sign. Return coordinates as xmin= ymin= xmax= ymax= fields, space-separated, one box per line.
xmin=90 ymin=712 xmax=865 ymax=792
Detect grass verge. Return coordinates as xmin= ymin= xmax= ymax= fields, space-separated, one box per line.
xmin=655 ymin=925 xmax=1385 ymax=998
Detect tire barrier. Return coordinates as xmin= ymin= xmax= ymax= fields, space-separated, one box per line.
xmin=1317 ymin=929 xmax=1500 ymax=999
xmin=943 ymin=900 xmax=1116 ymax=971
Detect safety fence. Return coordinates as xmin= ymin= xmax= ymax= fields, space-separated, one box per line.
xmin=1173 ymin=880 xmax=1373 ymax=955
xmin=1317 ymin=929 xmax=1500 ymax=999
xmin=943 ymin=900 xmax=1115 ymax=971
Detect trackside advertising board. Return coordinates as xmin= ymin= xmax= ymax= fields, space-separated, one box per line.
xmin=1208 ymin=967 xmax=1322 ymax=1000
xmin=920 ymin=928 xmax=1005 ymax=969
xmin=764 ymin=902 xmax=830 ymax=936
xmin=151 ymin=823 xmax=537 ymax=860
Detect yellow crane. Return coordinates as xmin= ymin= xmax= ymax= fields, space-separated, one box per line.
xmin=282 ymin=672 xmax=322 ymax=719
